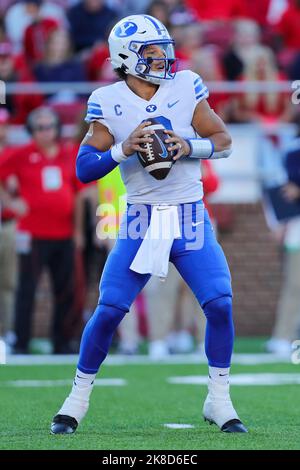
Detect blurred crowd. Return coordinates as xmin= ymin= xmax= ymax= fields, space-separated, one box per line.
xmin=0 ymin=0 xmax=299 ymax=124
xmin=0 ymin=0 xmax=300 ymax=357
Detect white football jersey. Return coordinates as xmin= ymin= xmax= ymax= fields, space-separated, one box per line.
xmin=85 ymin=70 xmax=209 ymax=204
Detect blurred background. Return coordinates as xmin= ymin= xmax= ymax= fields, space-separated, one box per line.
xmin=0 ymin=0 xmax=300 ymax=359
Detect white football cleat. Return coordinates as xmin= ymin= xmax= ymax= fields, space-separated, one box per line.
xmin=203 ymin=378 xmax=248 ymax=433
xmin=51 ymin=384 xmax=91 ymax=434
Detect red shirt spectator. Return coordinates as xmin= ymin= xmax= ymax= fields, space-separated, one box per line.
xmin=0 ymin=140 xmax=82 ymax=239
xmin=24 ymin=17 xmax=59 ymax=64
xmin=0 ymin=108 xmax=18 ymax=222
xmin=276 ymin=0 xmax=300 ymax=49
xmin=86 ymin=43 xmax=110 ymax=81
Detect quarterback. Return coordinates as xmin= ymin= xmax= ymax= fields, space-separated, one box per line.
xmin=51 ymin=15 xmax=247 ymax=434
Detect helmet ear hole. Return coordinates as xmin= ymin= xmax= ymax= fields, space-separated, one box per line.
xmin=119 ymin=53 xmax=128 ymax=60
xmin=120 ymin=63 xmax=129 ymax=74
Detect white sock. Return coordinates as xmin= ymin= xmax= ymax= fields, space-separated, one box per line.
xmin=73 ymin=369 xmax=96 ymax=389
xmin=209 ymin=366 xmax=230 ymax=385
xmin=57 ymin=369 xmax=96 ymax=423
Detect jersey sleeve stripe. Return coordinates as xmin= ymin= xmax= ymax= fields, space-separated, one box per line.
xmin=196 ymin=87 xmax=209 ymax=100
xmin=88 ymin=102 xmax=102 ymax=109
xmin=195 ymin=83 xmax=205 ymax=94
xmin=87 ymin=104 xmax=103 ymax=113
xmin=87 ymin=108 xmax=103 ymax=118
xmin=194 ymin=77 xmax=201 ymax=85
xmin=85 ymin=114 xmax=104 ymax=122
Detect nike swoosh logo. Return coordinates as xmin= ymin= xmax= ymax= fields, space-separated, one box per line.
xmin=219 ymin=373 xmax=228 ymax=376
xmin=192 ymin=221 xmax=204 ymax=227
xmin=156 ymin=134 xmax=168 ymax=158
xmin=96 ymin=153 xmax=102 ymax=160
xmin=168 ymin=100 xmax=180 ymax=108
xmin=157 ymin=207 xmax=170 ymax=211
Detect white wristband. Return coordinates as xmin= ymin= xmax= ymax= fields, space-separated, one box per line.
xmin=186 ymin=138 xmax=214 ymax=159
xmin=111 ymin=142 xmax=127 ymax=163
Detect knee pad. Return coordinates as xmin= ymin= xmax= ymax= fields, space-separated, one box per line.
xmin=99 ymin=282 xmax=134 ymax=312
xmin=92 ymin=303 xmax=127 ymax=333
xmin=203 ymin=296 xmax=233 ymax=327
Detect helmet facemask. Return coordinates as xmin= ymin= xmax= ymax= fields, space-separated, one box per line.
xmin=129 ymin=39 xmax=178 ymax=84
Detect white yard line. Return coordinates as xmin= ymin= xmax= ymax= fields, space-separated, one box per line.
xmin=164 ymin=424 xmax=195 ymax=429
xmin=0 ymin=378 xmax=127 ymax=388
xmin=5 ymin=352 xmax=292 ymax=366
xmin=168 ymin=373 xmax=300 ymax=386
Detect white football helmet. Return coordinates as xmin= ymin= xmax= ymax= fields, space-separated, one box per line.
xmin=108 ymin=15 xmax=178 ymax=85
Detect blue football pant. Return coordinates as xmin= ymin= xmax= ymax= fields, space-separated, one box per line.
xmin=78 ymin=202 xmax=233 ymax=373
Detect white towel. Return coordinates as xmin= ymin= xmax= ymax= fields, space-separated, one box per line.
xmin=130 ymin=205 xmax=180 ymax=279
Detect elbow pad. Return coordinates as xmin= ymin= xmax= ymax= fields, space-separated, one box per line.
xmin=76 ymin=143 xmax=126 ymax=183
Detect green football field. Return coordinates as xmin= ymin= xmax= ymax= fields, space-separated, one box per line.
xmin=1 ymin=351 xmax=300 ymax=450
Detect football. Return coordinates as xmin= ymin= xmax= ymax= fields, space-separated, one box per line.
xmin=137 ymin=118 xmax=175 ymax=180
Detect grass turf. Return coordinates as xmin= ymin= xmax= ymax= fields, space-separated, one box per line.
xmin=0 ymin=360 xmax=300 ymax=450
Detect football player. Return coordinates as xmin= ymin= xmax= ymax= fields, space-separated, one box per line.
xmin=50 ymin=15 xmax=247 ymax=434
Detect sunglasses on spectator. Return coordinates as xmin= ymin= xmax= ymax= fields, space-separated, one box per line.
xmin=33 ymin=123 xmax=57 ymax=132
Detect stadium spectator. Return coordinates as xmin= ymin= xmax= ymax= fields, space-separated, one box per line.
xmin=23 ymin=7 xmax=59 ymax=64
xmin=5 ymin=0 xmax=66 ymax=51
xmin=85 ymin=43 xmax=115 ymax=81
xmin=266 ymin=116 xmax=300 ymax=354
xmin=191 ymin=47 xmax=230 ymax=120
xmin=34 ymin=28 xmax=87 ymax=100
xmin=0 ymin=107 xmax=86 ymax=354
xmin=67 ymin=0 xmax=118 ymax=52
xmin=0 ymin=41 xmax=43 ymax=123
xmin=0 ymin=108 xmax=18 ymax=345
xmin=147 ymin=0 xmax=196 ymax=27
xmin=173 ymin=23 xmax=203 ymax=70
xmin=223 ymin=20 xmax=261 ymax=81
xmin=229 ymin=47 xmax=291 ymax=123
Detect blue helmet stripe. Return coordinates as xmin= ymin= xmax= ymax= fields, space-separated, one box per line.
xmin=143 ymin=15 xmax=164 ymax=35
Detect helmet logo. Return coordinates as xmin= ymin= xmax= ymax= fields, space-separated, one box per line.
xmin=115 ymin=22 xmax=138 ymax=38
xmin=146 ymin=105 xmax=157 ymax=113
